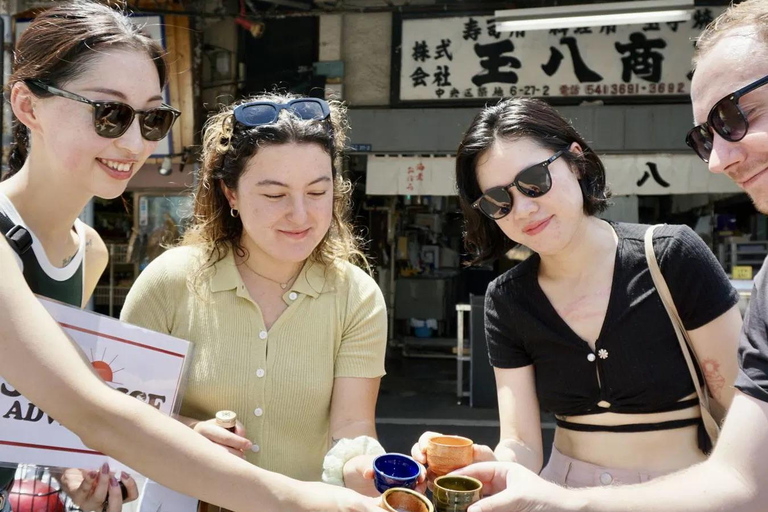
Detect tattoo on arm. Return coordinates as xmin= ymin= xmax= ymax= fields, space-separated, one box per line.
xmin=701 ymin=359 xmax=726 ymax=400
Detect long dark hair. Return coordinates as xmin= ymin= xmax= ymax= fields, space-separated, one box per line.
xmin=456 ymin=98 xmax=611 ymax=265
xmin=4 ymin=0 xmax=168 ymax=177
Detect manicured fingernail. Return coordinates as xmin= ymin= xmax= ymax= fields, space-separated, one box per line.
xmin=88 ymin=471 xmax=98 ymax=479
xmin=110 ymin=476 xmax=118 ymax=487
xmin=120 ymin=472 xmax=130 ymax=481
xmin=101 ymin=462 xmax=109 ymax=474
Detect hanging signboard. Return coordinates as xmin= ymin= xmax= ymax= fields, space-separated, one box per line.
xmin=366 ymin=153 xmax=741 ymax=197
xmin=394 ymin=7 xmax=725 ymax=103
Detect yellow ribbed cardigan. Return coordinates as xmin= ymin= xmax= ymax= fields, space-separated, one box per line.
xmin=120 ymin=245 xmax=387 ymax=481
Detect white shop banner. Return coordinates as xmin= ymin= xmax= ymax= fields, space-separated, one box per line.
xmin=397 ymin=7 xmax=725 ymax=102
xmin=0 ymin=298 xmax=191 ymax=471
xmin=367 ymin=155 xmax=457 ymax=196
xmin=365 ymin=153 xmax=742 ymax=196
xmin=601 ymin=154 xmax=741 ymax=196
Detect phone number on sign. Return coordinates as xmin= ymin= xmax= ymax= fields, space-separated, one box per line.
xmin=577 ymin=82 xmax=688 ymax=96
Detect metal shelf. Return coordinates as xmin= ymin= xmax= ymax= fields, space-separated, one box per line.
xmin=718 ymin=241 xmax=768 ymax=276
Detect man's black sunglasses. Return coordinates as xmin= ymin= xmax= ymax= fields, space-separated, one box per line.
xmin=472 ymin=150 xmax=564 ymax=220
xmin=25 ymin=79 xmax=180 ymax=142
xmin=233 ymin=98 xmax=331 ymax=127
xmin=686 ymin=73 xmax=768 ymax=163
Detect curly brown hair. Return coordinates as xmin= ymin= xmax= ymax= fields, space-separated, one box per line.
xmin=183 ymin=92 xmax=368 ymax=284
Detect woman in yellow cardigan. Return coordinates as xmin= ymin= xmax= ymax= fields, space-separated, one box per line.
xmin=121 ymin=93 xmax=388 ymax=495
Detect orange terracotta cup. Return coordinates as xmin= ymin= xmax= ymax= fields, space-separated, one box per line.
xmin=425 ymin=435 xmax=474 ymax=490
xmin=379 ymin=488 xmax=434 ymax=512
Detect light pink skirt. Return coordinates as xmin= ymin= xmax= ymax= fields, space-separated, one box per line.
xmin=539 ymin=445 xmax=669 ymax=488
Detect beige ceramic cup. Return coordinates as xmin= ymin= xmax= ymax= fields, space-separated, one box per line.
xmin=380 ymin=488 xmax=434 ymax=512
xmin=425 ymin=435 xmax=474 ymax=490
xmin=432 ymin=475 xmax=483 ymax=512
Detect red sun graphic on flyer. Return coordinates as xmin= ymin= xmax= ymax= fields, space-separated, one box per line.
xmin=89 ymin=348 xmax=123 ymax=384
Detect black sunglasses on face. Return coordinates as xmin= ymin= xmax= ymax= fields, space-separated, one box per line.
xmin=686 ymin=73 xmax=768 ymax=163
xmin=233 ymin=98 xmax=331 ymax=127
xmin=26 ymin=79 xmax=180 ymax=141
xmin=472 ymin=150 xmax=564 ymax=220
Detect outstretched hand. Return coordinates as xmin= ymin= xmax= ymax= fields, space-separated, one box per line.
xmin=454 ymin=462 xmax=570 ymax=512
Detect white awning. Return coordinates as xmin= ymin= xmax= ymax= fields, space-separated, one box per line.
xmin=365 ymin=153 xmax=741 ymax=196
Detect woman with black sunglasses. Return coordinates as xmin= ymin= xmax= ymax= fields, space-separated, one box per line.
xmin=0 ymin=1 xmax=178 ymax=511
xmin=0 ymin=3 xmax=382 ymax=512
xmin=120 ymin=92 xmax=391 ymax=499
xmin=412 ymin=97 xmax=743 ymax=487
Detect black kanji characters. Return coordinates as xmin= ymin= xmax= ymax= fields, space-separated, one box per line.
xmin=410 ymin=67 xmax=430 ymax=87
xmin=616 ymin=32 xmax=667 ymax=83
xmin=433 ymin=65 xmax=452 ymax=87
xmin=693 ymin=9 xmax=714 ymax=30
xmin=435 ymin=39 xmax=453 ymax=61
xmin=541 ymin=37 xmax=603 ymax=83
xmin=636 ymin=162 xmax=670 ymax=187
xmin=487 ymin=19 xmax=502 ymax=39
xmin=472 ymin=40 xmax=521 ymax=86
xmin=463 ymin=18 xmax=481 ymax=41
xmin=412 ymin=41 xmax=430 ymax=62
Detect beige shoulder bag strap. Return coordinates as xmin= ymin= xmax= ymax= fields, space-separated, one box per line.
xmin=644 ymin=224 xmax=720 ymax=446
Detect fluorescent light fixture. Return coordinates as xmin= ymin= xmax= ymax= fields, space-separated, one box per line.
xmin=495 ymin=0 xmax=694 ymax=32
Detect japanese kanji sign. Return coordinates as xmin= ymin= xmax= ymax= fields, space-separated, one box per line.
xmin=396 ymin=8 xmax=724 ymax=102
xmin=367 ymin=156 xmax=456 ymax=196
xmin=365 ymin=154 xmax=741 ymax=196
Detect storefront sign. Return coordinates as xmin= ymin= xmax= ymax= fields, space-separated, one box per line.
xmin=367 ymin=155 xmax=456 ymax=196
xmin=601 ymin=154 xmax=741 ymax=196
xmin=0 ymin=298 xmax=191 ymax=470
xmin=365 ymin=153 xmax=741 ymax=196
xmin=395 ymin=8 xmax=724 ymax=103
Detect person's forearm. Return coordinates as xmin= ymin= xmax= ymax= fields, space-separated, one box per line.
xmin=331 ymin=419 xmax=378 ymax=442
xmin=0 ymin=243 xmax=300 ymax=512
xmin=494 ymin=438 xmax=542 ymax=473
xmin=558 ymin=393 xmax=768 ymax=512
xmin=175 ymin=413 xmax=200 ymax=429
xmin=82 ymin=391 xmax=300 ymax=510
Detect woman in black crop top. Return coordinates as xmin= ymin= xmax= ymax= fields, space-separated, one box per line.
xmin=412 ymin=98 xmax=742 ymax=487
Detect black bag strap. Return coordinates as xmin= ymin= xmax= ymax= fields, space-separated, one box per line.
xmin=0 ymin=210 xmax=33 ymax=255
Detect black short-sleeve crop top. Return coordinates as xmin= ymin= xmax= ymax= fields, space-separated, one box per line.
xmin=484 ymin=222 xmax=738 ymax=418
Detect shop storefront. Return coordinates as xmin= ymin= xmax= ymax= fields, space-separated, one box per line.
xmin=345 ymin=5 xmax=760 ymax=363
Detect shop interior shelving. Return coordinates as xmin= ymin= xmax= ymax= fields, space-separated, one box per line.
xmin=718 ymin=240 xmax=768 ymax=276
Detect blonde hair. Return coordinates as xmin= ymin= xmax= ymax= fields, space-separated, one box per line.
xmin=694 ymin=0 xmax=768 ymax=67
xmin=183 ymin=92 xmax=369 ymax=286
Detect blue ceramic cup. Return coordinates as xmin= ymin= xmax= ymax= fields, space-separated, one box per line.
xmin=373 ymin=453 xmax=421 ymax=493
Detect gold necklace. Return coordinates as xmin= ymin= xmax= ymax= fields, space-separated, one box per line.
xmin=242 ymin=259 xmax=302 ymax=289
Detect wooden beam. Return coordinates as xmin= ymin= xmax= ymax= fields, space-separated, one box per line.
xmin=163 ymin=14 xmax=195 ymax=154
